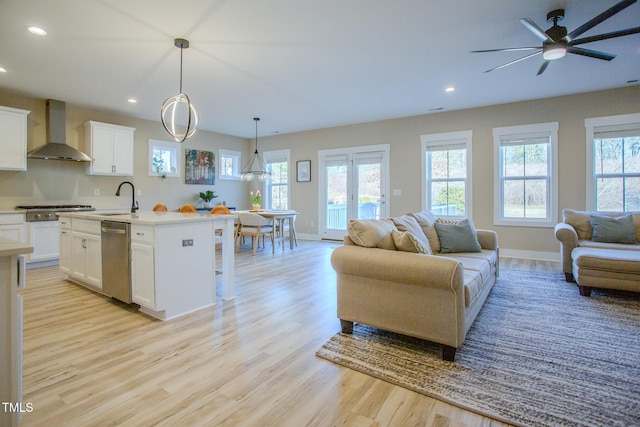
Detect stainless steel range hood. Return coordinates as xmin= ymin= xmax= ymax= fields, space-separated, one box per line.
xmin=27 ymin=99 xmax=92 ymax=162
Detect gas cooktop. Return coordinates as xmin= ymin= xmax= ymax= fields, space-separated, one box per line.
xmin=16 ymin=205 xmax=95 ymax=222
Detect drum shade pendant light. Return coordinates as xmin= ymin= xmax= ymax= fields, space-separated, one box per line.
xmin=161 ymin=38 xmax=199 ymax=142
xmin=240 ymin=118 xmax=272 ymax=182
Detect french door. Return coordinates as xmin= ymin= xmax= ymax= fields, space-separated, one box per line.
xmin=319 ymin=145 xmax=389 ymax=240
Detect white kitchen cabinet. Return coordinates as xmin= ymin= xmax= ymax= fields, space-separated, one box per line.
xmin=0 ymin=106 xmax=30 ymax=171
xmin=84 ymin=121 xmax=135 ymax=176
xmin=58 ymin=223 xmax=72 ymax=274
xmin=27 ymin=221 xmax=59 ymax=263
xmin=0 ymin=238 xmax=32 ymax=427
xmin=70 ymin=219 xmax=102 ymax=289
xmin=131 ymin=225 xmax=155 ymax=308
xmin=0 ymin=214 xmax=27 ymax=246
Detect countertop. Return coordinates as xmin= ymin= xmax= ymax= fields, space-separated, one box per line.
xmin=0 ymin=236 xmax=33 ymax=257
xmin=57 ymin=210 xmax=236 ymax=225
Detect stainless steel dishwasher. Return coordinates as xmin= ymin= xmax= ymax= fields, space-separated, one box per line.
xmin=101 ymin=220 xmax=132 ymax=303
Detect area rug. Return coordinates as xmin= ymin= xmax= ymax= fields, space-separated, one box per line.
xmin=316 ymin=270 xmax=640 ymax=427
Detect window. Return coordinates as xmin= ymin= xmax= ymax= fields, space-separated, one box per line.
xmin=264 ymin=149 xmax=290 ymax=210
xmin=586 ymin=113 xmax=640 ymax=212
xmin=421 ymin=130 xmax=472 ymax=218
xmin=219 ymin=149 xmax=241 ymax=180
xmin=149 ymin=139 xmax=180 ymax=178
xmin=493 ymin=122 xmax=558 ymax=227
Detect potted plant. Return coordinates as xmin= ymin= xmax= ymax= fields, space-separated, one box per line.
xmin=199 ymin=190 xmax=218 ymax=208
xmin=250 ymin=190 xmax=262 ymax=211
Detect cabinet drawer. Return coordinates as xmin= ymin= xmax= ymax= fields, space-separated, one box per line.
xmin=72 ymin=218 xmax=101 ymax=235
xmin=0 ymin=213 xmax=25 ymax=225
xmin=58 ymin=217 xmax=72 ymax=229
xmin=132 ymin=225 xmax=154 ymax=244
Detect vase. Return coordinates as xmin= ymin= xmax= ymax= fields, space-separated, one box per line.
xmin=252 ymin=203 xmax=261 ymax=211
xmin=204 ymin=201 xmax=211 ymax=209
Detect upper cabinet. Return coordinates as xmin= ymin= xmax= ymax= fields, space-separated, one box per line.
xmin=0 ymin=105 xmax=30 ymax=171
xmin=84 ymin=121 xmax=135 ymax=176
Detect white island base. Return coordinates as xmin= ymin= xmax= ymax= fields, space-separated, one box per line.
xmin=58 ymin=211 xmax=236 ymax=321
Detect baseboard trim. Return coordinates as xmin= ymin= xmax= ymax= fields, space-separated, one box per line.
xmin=500 ymin=248 xmax=559 ymax=262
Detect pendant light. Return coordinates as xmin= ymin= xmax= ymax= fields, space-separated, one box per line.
xmin=240 ymin=117 xmax=272 ymax=182
xmin=161 ymin=38 xmax=199 ymax=142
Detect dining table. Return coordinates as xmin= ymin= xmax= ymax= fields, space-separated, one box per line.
xmin=237 ymin=210 xmax=299 ymax=250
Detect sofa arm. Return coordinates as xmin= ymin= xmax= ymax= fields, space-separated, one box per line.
xmin=554 ymin=223 xmax=579 ymax=275
xmin=331 ymin=245 xmax=463 ymax=291
xmin=476 ymin=229 xmax=498 ymax=251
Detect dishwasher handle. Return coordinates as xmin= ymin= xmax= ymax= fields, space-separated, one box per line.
xmin=101 ymin=227 xmax=127 ymax=234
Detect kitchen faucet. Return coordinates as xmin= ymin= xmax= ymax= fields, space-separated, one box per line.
xmin=116 ymin=181 xmax=139 ymax=213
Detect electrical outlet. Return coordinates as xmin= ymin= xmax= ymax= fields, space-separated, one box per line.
xmin=94 ymin=188 xmax=100 ymax=196
xmin=182 ymin=239 xmax=194 ymax=247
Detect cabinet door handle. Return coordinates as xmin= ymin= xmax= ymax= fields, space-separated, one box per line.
xmin=136 ymin=232 xmax=144 ymax=236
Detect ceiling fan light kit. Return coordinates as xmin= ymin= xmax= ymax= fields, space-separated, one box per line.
xmin=472 ymin=0 xmax=640 ymax=75
xmin=161 ymin=38 xmax=199 ymax=142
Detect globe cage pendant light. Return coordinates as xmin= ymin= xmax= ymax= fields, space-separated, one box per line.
xmin=161 ymin=38 xmax=199 ymax=142
xmin=239 ymin=117 xmax=272 ymax=182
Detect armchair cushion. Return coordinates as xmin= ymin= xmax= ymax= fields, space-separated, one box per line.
xmin=590 ymin=214 xmax=637 ymax=244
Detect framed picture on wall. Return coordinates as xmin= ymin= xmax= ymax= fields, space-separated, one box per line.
xmin=185 ymin=149 xmax=216 ymax=185
xmin=297 ymin=160 xmax=311 ymax=182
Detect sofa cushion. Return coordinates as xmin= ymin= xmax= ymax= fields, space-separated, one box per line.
xmin=391 ymin=215 xmax=431 ymax=250
xmin=578 ymin=240 xmax=640 ymax=251
xmin=590 ymin=214 xmax=637 ymax=244
xmin=434 ymin=219 xmax=482 ymax=253
xmin=409 ymin=210 xmax=440 ymax=253
xmin=391 ymin=230 xmax=432 ymax=254
xmin=563 ymin=209 xmax=592 ymax=240
xmin=347 ymin=219 xmax=397 ymax=250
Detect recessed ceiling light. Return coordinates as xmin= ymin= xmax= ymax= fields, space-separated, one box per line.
xmin=127 ymin=98 xmax=138 ymax=104
xmin=445 ymin=86 xmax=455 ymax=93
xmin=0 ymin=67 xmax=6 ymax=73
xmin=27 ymin=26 xmax=47 ymax=36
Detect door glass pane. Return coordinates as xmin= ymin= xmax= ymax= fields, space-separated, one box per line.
xmin=326 ymin=162 xmax=347 ymax=230
xmin=356 ymin=160 xmax=381 ymax=220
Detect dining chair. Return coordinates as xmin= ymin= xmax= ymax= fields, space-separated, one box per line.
xmin=152 ymin=203 xmax=168 ymax=212
xmin=236 ymin=212 xmax=274 ymax=255
xmin=179 ymin=204 xmax=197 ymax=213
xmin=210 ymin=205 xmax=239 ymax=244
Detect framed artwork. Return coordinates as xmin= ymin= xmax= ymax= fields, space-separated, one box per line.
xmin=297 ymin=160 xmax=311 ymax=182
xmin=185 ymin=149 xmax=216 ymax=185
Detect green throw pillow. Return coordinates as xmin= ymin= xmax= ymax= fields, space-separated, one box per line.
xmin=434 ymin=219 xmax=482 ymax=253
xmin=590 ymin=214 xmax=637 ymax=244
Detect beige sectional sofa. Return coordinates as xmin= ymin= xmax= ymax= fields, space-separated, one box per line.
xmin=330 ymin=211 xmax=498 ymax=361
xmin=554 ymin=209 xmax=640 ymax=296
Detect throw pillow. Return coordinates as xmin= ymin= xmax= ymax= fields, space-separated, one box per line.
xmin=434 ymin=219 xmax=482 ymax=253
xmin=347 ymin=219 xmax=397 ymax=250
xmin=590 ymin=214 xmax=637 ymax=244
xmin=562 ymin=209 xmax=592 ymax=240
xmin=408 ymin=210 xmax=440 ymax=253
xmin=391 ymin=215 xmax=431 ymax=251
xmin=391 ymin=230 xmax=432 ymax=254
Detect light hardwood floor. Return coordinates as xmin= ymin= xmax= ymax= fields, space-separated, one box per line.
xmin=19 ymin=240 xmax=560 ymax=427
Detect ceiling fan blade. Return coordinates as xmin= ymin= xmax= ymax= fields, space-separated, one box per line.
xmin=537 ymin=61 xmax=550 ymax=75
xmin=570 ymin=26 xmax=640 ymax=45
xmin=567 ymin=46 xmax=616 ymax=60
xmin=483 ymin=50 xmax=542 ymax=73
xmin=520 ymin=18 xmax=554 ymax=42
xmin=471 ymin=47 xmax=540 ymax=53
xmin=566 ymin=0 xmax=638 ymax=41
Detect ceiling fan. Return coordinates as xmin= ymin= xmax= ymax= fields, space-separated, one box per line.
xmin=472 ymin=0 xmax=640 ymax=75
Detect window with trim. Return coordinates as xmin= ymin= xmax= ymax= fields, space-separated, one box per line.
xmin=149 ymin=139 xmax=180 ymax=178
xmin=264 ymin=149 xmax=290 ymax=210
xmin=493 ymin=122 xmax=558 ymax=227
xmin=586 ymin=113 xmax=640 ymax=212
xmin=421 ymin=130 xmax=472 ymax=217
xmin=219 ymin=149 xmax=241 ymax=180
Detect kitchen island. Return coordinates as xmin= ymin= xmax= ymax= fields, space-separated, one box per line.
xmin=57 ymin=211 xmax=236 ymax=320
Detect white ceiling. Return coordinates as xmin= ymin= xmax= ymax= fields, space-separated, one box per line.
xmin=0 ymin=0 xmax=638 ymax=138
